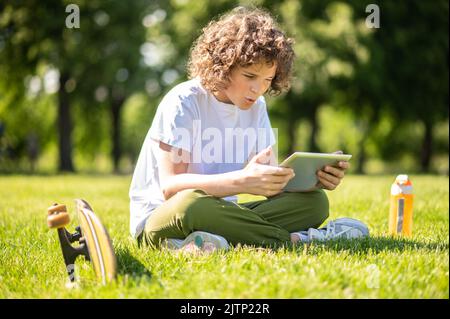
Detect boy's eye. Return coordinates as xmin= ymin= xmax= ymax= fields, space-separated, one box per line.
xmin=243 ymin=74 xmax=254 ymax=78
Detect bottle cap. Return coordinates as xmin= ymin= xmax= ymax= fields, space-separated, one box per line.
xmin=391 ymin=174 xmax=413 ymax=195
xmin=396 ymin=174 xmax=410 ymax=185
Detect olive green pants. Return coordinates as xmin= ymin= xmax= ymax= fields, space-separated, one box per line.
xmin=139 ymin=189 xmax=329 ymax=248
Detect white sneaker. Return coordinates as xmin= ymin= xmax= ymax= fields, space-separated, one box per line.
xmin=294 ymin=218 xmax=369 ymax=243
xmin=162 ymin=231 xmax=230 ymax=253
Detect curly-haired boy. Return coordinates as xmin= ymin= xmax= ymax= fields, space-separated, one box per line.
xmin=130 ymin=7 xmax=368 ymax=253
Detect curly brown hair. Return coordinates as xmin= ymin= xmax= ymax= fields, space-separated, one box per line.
xmin=187 ymin=7 xmax=295 ymax=96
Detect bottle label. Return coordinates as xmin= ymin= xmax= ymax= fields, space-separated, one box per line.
xmin=391 ymin=184 xmax=413 ymax=195
xmin=397 ymin=198 xmax=405 ymax=233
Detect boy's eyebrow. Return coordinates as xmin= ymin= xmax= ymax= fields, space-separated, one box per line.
xmin=242 ymin=71 xmax=275 ymax=78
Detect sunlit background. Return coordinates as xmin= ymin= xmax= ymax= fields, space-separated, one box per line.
xmin=0 ymin=0 xmax=448 ymax=175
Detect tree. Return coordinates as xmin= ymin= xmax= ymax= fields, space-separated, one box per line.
xmin=347 ymin=0 xmax=449 ymax=172
xmin=68 ymin=0 xmax=149 ymax=172
xmin=298 ymin=0 xmax=448 ymax=172
xmin=0 ymin=0 xmax=150 ymax=172
xmin=376 ymin=0 xmax=448 ymax=172
xmin=273 ymin=0 xmax=362 ymax=156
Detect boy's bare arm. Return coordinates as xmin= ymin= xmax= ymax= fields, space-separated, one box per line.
xmin=156 ymin=141 xmax=244 ymax=200
xmin=156 ymin=141 xmax=294 ymax=200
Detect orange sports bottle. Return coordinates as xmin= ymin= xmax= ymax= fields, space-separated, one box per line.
xmin=389 ymin=174 xmax=414 ymax=237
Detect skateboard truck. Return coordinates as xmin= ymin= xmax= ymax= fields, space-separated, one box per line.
xmin=56 ymin=226 xmax=90 ymax=282
xmin=47 ymin=201 xmax=117 ymax=284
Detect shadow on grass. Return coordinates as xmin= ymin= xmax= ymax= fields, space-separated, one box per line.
xmin=242 ymin=236 xmax=449 ymax=255
xmin=115 ymin=246 xmax=152 ymax=279
xmin=284 ymin=236 xmax=449 ymax=255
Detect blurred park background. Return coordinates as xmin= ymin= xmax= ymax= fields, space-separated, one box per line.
xmin=0 ymin=0 xmax=448 ymax=176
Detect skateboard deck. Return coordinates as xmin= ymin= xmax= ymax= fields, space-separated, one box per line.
xmin=47 ymin=199 xmax=117 ymax=284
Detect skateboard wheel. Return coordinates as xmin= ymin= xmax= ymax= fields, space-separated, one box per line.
xmin=48 ymin=204 xmax=67 ymax=215
xmin=47 ymin=211 xmax=70 ymax=228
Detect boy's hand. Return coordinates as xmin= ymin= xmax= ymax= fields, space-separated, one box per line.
xmin=316 ymin=150 xmax=349 ymax=191
xmin=241 ymin=146 xmax=295 ymax=197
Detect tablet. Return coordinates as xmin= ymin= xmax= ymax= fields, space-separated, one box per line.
xmin=279 ymin=152 xmax=352 ymax=192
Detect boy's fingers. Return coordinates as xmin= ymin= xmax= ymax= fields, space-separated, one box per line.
xmin=324 ymin=166 xmax=345 ymax=178
xmin=260 ymin=163 xmax=294 ymax=176
xmin=255 ymin=146 xmax=272 ymax=163
xmin=318 ymin=175 xmax=336 ymax=190
xmin=271 ymin=167 xmax=295 ymax=176
xmin=338 ymin=161 xmax=349 ymax=169
xmin=318 ymin=170 xmax=340 ymax=186
xmin=263 ymin=174 xmax=290 ymax=183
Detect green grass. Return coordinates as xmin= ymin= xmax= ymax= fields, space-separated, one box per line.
xmin=0 ymin=174 xmax=448 ymax=298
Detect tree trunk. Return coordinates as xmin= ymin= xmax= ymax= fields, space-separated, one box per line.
xmin=57 ymin=73 xmax=74 ymax=172
xmin=356 ymin=133 xmax=367 ymax=174
xmin=420 ymin=119 xmax=433 ymax=173
xmin=111 ymin=94 xmax=125 ymax=173
xmin=287 ymin=115 xmax=298 ymax=156
xmin=308 ymin=106 xmax=320 ymax=152
xmin=285 ymin=91 xmax=298 ymax=156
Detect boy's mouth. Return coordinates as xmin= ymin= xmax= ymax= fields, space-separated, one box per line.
xmin=245 ymin=97 xmax=256 ymax=104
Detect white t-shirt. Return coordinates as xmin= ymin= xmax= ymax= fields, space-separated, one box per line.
xmin=129 ymin=78 xmax=276 ymax=238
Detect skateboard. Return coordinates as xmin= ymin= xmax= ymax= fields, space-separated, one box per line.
xmin=47 ymin=199 xmax=117 ymax=284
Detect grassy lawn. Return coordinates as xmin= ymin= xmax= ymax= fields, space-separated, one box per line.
xmin=0 ymin=174 xmax=448 ymax=298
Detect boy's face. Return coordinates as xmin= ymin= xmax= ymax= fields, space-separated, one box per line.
xmin=215 ymin=62 xmax=277 ymax=110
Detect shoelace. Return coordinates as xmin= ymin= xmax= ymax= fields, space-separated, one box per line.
xmin=324 ymin=220 xmax=336 ymax=239
xmin=323 ymin=221 xmax=356 ymax=239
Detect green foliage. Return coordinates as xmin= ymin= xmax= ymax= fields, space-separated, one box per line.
xmin=0 ymin=0 xmax=150 ymax=172
xmin=0 ymin=0 xmax=448 ymax=173
xmin=0 ymin=88 xmax=56 ymax=172
xmin=121 ymin=93 xmax=158 ymax=162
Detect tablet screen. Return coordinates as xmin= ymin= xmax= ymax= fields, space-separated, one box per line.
xmin=279 ymin=152 xmax=352 ymax=192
